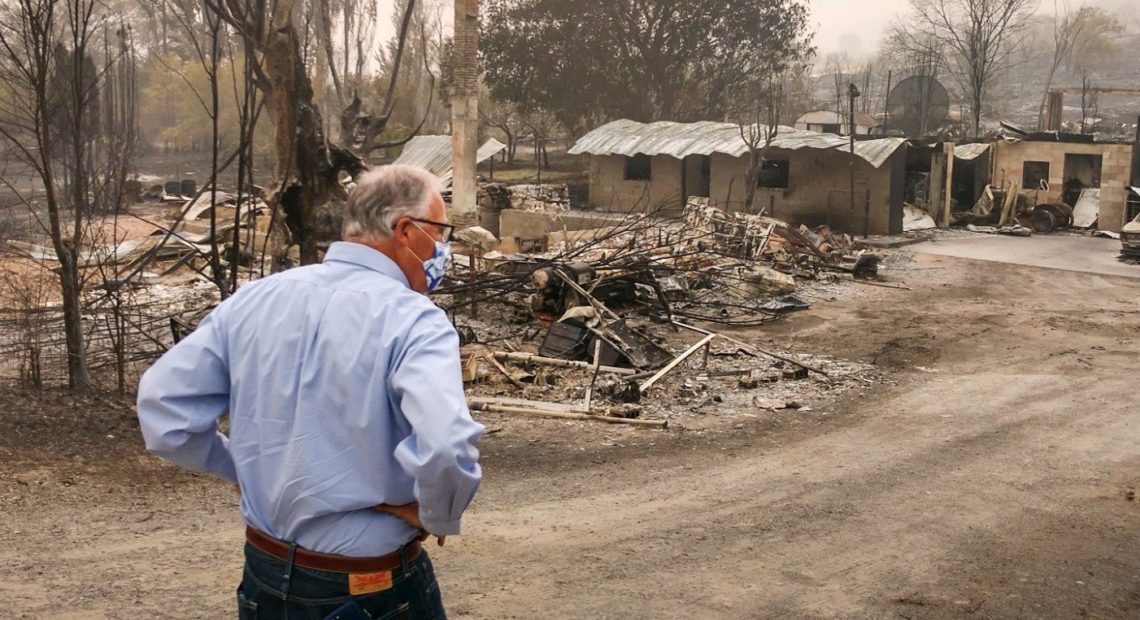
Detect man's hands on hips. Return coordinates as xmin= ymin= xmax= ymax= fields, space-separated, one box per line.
xmin=372 ymin=502 xmax=447 ymax=547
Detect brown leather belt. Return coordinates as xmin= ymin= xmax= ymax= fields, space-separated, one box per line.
xmin=245 ymin=527 xmax=421 ymax=574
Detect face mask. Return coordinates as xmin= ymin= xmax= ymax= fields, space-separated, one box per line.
xmin=409 ymin=222 xmax=452 ymax=293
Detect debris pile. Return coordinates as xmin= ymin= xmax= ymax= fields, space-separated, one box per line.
xmin=503 ymin=184 xmax=570 ymax=214
xmin=0 ymin=188 xmax=276 ymax=383
xmin=903 ymin=204 xmax=937 ymax=232
xmin=955 ymin=182 xmax=1076 ymax=236
xmin=0 ymin=274 xmax=219 ymax=383
xmin=479 ymin=183 xmax=569 ymax=214
xmin=442 ymin=198 xmax=887 ymax=428
xmin=5 ymin=189 xmax=276 ymax=278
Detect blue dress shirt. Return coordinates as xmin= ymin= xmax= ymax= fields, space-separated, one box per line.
xmin=137 ymin=242 xmax=483 ymax=557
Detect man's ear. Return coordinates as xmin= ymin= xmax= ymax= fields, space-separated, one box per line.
xmin=392 ymin=217 xmax=411 ymax=247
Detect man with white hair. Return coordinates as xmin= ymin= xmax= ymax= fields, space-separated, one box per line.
xmin=137 ymin=165 xmax=483 ymax=619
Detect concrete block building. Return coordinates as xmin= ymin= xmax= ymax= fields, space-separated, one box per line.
xmin=989 ymin=137 xmax=1137 ymax=232
xmin=569 ymin=120 xmax=909 ymax=236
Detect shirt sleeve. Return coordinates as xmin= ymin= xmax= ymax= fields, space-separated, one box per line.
xmin=136 ymin=306 xmax=237 ymax=484
xmin=390 ymin=309 xmax=484 ymax=536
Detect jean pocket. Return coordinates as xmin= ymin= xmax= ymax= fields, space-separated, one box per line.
xmin=236 ymin=585 xmax=258 ymax=620
xmin=374 ymin=602 xmax=411 ymax=620
xmin=417 ymin=576 xmax=445 ymax=620
xmin=324 ymin=599 xmax=410 ymax=620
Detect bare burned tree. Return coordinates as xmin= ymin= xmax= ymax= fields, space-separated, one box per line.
xmin=159 ymin=1 xmax=261 ymax=296
xmin=1036 ymin=1 xmax=1092 ymax=130
xmin=522 ymin=107 xmax=557 ymax=172
xmin=313 ymin=0 xmax=345 ymax=114
xmin=883 ymin=26 xmax=946 ymax=134
xmin=350 ymin=0 xmax=440 ymax=156
xmin=1079 ymin=70 xmax=1098 ymax=134
xmin=204 ymin=0 xmax=423 ymax=265
xmin=902 ymin=0 xmax=1036 ymax=136
xmin=164 ymin=2 xmax=229 ymax=291
xmin=311 ymin=0 xmax=379 ymax=135
xmin=855 ymin=57 xmax=884 ymax=117
xmin=824 ymin=52 xmax=851 ymax=119
xmin=735 ymin=74 xmax=785 ymax=215
xmin=480 ymin=92 xmax=523 ymax=164
xmin=0 ymin=0 xmax=136 ymax=390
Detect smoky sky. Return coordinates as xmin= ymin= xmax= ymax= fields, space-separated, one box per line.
xmin=374 ymin=0 xmax=1134 ymax=59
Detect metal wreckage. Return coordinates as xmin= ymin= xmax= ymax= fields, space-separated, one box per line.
xmin=436 ymin=197 xmax=891 ymax=429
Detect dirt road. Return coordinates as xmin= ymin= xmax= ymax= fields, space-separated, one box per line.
xmin=2 ymin=249 xmax=1138 ymax=619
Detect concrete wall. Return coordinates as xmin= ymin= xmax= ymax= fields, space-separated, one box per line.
xmin=587 ymin=154 xmax=685 ymax=213
xmin=499 ymin=209 xmax=626 ymax=247
xmin=992 ymin=140 xmax=1135 ymax=232
xmin=708 ymin=147 xmax=904 ymax=236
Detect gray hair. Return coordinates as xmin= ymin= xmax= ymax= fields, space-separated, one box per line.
xmin=341 ymin=165 xmax=442 ymax=241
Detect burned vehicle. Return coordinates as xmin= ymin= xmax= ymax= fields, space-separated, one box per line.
xmin=1122 ymin=213 xmax=1140 ymax=257
xmin=1123 ymin=188 xmax=1140 ymax=257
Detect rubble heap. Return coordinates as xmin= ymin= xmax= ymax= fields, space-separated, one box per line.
xmin=439 ymin=199 xmax=888 ymax=428
xmin=0 ymin=188 xmax=276 ymax=384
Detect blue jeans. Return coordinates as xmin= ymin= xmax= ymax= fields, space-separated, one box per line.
xmin=237 ymin=542 xmax=447 ymax=620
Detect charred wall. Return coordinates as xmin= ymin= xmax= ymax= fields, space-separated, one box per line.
xmin=708 ymin=148 xmax=903 ymax=236
xmin=992 ymin=140 xmax=1134 ymax=232
xmin=586 ymin=155 xmax=685 ymax=213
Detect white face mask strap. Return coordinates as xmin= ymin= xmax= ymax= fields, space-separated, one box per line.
xmin=404 ymin=220 xmax=433 ymax=263
xmin=403 ymin=243 xmax=428 ymax=264
xmin=413 ymin=220 xmax=446 ymax=245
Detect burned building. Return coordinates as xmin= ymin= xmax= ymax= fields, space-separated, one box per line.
xmin=569 ymin=120 xmax=909 ymax=236
xmin=988 ymin=135 xmax=1137 ymax=232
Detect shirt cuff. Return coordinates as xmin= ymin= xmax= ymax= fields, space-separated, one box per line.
xmin=420 ymin=513 xmax=462 ymax=536
xmin=207 ymin=433 xmax=238 ymax=484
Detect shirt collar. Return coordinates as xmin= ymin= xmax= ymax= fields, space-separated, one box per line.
xmin=323 ymin=241 xmax=411 ymax=288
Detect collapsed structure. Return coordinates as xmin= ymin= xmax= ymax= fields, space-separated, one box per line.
xmin=393 ymin=135 xmax=507 ymax=190
xmin=989 ymin=132 xmax=1138 ymax=231
xmin=446 ymin=198 xmax=887 ymax=427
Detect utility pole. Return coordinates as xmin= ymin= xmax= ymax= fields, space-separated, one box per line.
xmin=882 ymin=70 xmax=892 ymax=134
xmin=451 ymin=0 xmax=479 ymax=227
xmin=848 ymin=83 xmax=861 ymax=235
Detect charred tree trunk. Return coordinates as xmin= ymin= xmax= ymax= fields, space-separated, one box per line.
xmin=261 ymin=20 xmax=363 ymax=265
xmin=209 ymin=0 xmax=421 ymax=266
xmin=56 ymin=239 xmax=90 ymax=390
xmin=742 ymin=149 xmax=760 ymax=214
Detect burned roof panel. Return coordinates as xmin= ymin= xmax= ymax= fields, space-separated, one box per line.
xmin=569 ymin=120 xmax=906 ymax=168
xmin=853 ymin=137 xmax=910 ymax=168
xmin=567 ymin=120 xmax=746 ymax=158
xmin=954 ymin=142 xmax=991 ymax=161
xmin=394 ymin=135 xmax=507 ymax=186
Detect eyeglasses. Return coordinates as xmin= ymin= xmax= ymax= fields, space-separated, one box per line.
xmin=407 ymin=217 xmax=455 ymax=243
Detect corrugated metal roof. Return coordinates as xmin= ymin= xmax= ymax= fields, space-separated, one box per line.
xmin=954 ymin=143 xmax=991 ymax=160
xmin=393 ymin=136 xmax=507 ymax=186
xmin=853 ymin=137 xmax=909 ymax=168
xmin=569 ymin=120 xmax=905 ymax=168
